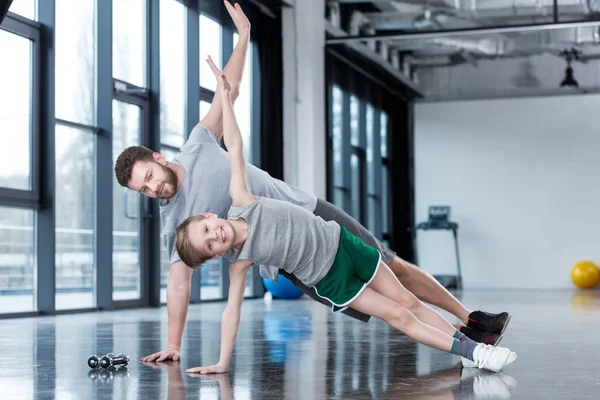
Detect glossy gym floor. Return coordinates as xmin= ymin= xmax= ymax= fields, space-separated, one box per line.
xmin=2 ymin=289 xmax=599 ymax=399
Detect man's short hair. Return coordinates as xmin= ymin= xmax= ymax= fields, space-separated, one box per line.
xmin=114 ymin=146 xmax=155 ymax=187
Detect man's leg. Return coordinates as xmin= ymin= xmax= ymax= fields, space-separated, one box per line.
xmin=199 ymin=1 xmax=250 ymax=138
xmin=387 ymin=257 xmax=471 ymax=324
xmin=312 ymin=199 xmax=510 ymax=332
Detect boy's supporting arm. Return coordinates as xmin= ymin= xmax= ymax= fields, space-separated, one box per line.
xmin=185 ymin=260 xmax=252 ymax=374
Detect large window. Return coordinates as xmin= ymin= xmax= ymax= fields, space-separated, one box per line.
xmin=0 ymin=13 xmax=39 ymax=314
xmin=112 ymin=100 xmax=143 ymax=301
xmin=199 ymin=14 xmax=222 ymax=92
xmin=159 ymin=0 xmax=186 ymax=149
xmin=55 ymin=124 xmax=96 ymax=310
xmin=55 ymin=0 xmax=95 ymax=125
xmin=113 ymin=0 xmax=146 ymax=87
xmin=328 ymin=86 xmax=390 ymax=242
xmin=0 ymin=30 xmax=32 ymax=191
xmin=2 ymin=0 xmax=265 ymax=317
xmin=0 ymin=207 xmax=36 ymax=313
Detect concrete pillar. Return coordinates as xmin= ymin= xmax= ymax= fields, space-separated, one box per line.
xmin=282 ymin=0 xmax=326 ymax=199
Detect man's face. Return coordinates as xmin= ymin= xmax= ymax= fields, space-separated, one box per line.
xmin=128 ymin=155 xmax=178 ymax=200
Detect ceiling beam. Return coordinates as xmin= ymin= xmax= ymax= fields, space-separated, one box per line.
xmin=326 ymin=18 xmax=600 ymax=44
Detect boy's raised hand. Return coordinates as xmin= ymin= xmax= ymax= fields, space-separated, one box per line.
xmin=206 ymin=55 xmax=231 ymax=95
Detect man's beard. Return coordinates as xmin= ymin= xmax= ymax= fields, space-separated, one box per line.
xmin=158 ymin=163 xmax=178 ymax=199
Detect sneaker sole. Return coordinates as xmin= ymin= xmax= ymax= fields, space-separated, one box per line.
xmin=497 ymin=314 xmax=512 ymax=336
xmin=493 ymin=334 xmax=504 ymax=347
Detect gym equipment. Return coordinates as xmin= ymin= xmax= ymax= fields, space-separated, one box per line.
xmin=262 ymin=274 xmax=303 ymax=299
xmin=87 ymin=353 xmax=112 ymax=368
xmin=571 ymin=261 xmax=600 ymax=289
xmin=99 ymin=353 xmax=130 ymax=369
xmin=412 ymin=206 xmax=463 ymax=290
xmin=87 ymin=352 xmax=116 ymax=368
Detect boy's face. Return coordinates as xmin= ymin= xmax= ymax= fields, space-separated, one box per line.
xmin=187 ymin=213 xmax=236 ymax=259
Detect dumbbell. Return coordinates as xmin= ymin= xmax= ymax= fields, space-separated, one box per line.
xmin=99 ymin=353 xmax=130 ymax=369
xmin=87 ymin=353 xmax=115 ymax=369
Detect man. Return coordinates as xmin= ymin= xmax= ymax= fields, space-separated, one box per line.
xmin=115 ymin=1 xmax=511 ymax=363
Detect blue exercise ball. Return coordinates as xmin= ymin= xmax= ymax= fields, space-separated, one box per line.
xmin=262 ymin=275 xmax=303 ymax=299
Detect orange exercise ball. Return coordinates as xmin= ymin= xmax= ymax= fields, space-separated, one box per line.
xmin=571 ymin=261 xmax=600 ymax=289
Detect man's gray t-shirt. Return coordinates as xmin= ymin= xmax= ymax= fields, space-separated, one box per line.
xmin=159 ymin=125 xmax=317 ymax=270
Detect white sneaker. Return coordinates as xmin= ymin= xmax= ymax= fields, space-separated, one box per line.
xmin=461 ymin=343 xmax=517 ymax=372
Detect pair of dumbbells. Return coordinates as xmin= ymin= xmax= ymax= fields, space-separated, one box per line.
xmin=87 ymin=352 xmax=130 ymax=369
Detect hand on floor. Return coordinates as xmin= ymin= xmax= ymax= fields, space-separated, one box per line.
xmin=186 ymin=363 xmax=228 ymax=374
xmin=140 ymin=347 xmax=181 ymax=362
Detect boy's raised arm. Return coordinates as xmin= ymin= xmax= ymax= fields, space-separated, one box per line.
xmin=206 ymin=56 xmax=257 ymax=208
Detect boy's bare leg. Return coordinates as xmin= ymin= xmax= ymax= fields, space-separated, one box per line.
xmin=349 ymin=286 xmax=455 ymax=352
xmin=199 ymin=1 xmax=250 ymax=138
xmin=387 ymin=257 xmax=472 ymax=324
xmin=369 ymin=262 xmax=459 ymax=337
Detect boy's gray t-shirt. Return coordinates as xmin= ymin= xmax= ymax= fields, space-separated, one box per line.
xmin=159 ymin=125 xmax=317 ymax=274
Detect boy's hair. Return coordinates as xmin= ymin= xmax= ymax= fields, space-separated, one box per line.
xmin=175 ymin=215 xmax=211 ymax=269
xmin=114 ymin=146 xmax=155 ymax=187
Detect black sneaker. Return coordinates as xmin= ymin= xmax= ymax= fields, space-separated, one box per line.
xmin=460 ymin=326 xmax=503 ymax=346
xmin=467 ymin=311 xmax=511 ymax=335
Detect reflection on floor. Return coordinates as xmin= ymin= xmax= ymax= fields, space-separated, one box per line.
xmin=1 ymin=289 xmax=600 ymax=399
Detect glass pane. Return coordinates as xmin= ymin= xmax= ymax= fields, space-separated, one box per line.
xmin=233 ymin=33 xmax=253 ymax=162
xmin=201 ymin=259 xmax=223 ymax=300
xmin=7 ymin=0 xmax=36 ymax=20
xmin=350 ymin=95 xmax=359 ymax=147
xmin=0 ymin=207 xmax=35 ymax=313
xmin=199 ymin=14 xmax=222 ymax=91
xmin=350 ymin=154 xmax=360 ymax=221
xmin=160 ymin=0 xmax=186 ymax=148
xmin=366 ymin=104 xmax=375 ymax=194
xmin=368 ymin=197 xmax=378 ymax=234
xmin=381 ymin=112 xmax=388 ymax=158
xmin=333 ymin=188 xmax=345 ymax=211
xmin=55 ymin=0 xmax=95 ymax=125
xmin=332 ymin=86 xmax=343 ymax=186
xmin=112 ymin=101 xmax=142 ymax=301
xmin=199 ymin=100 xmax=211 ymax=120
xmin=55 ymin=125 xmax=95 ymax=310
xmin=382 ymin=165 xmax=389 ymax=234
xmin=0 ymin=31 xmax=31 ymax=190
xmin=160 ymin=147 xmax=177 ymax=303
xmin=113 ymin=0 xmax=146 ymax=87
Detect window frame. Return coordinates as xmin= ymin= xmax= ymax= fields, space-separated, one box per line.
xmin=0 ymin=13 xmax=42 ymax=209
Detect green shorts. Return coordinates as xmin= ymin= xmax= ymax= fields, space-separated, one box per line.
xmin=313 ymin=226 xmax=381 ymax=312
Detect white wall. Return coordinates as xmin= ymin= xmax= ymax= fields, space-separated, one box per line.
xmin=282 ymin=0 xmax=326 ymax=199
xmin=414 ymin=94 xmax=600 ymax=289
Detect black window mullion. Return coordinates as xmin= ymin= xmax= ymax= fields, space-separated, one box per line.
xmin=95 ymin=0 xmax=113 ymax=311
xmin=37 ymin=0 xmax=56 ymax=317
xmin=187 ymin=3 xmax=201 ymax=302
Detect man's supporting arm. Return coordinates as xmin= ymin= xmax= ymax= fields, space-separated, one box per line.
xmin=141 ymin=259 xmax=193 ymax=362
xmin=166 ymin=260 xmax=194 ymax=350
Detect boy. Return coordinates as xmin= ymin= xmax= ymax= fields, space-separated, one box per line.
xmin=174 ymin=57 xmax=518 ymax=375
